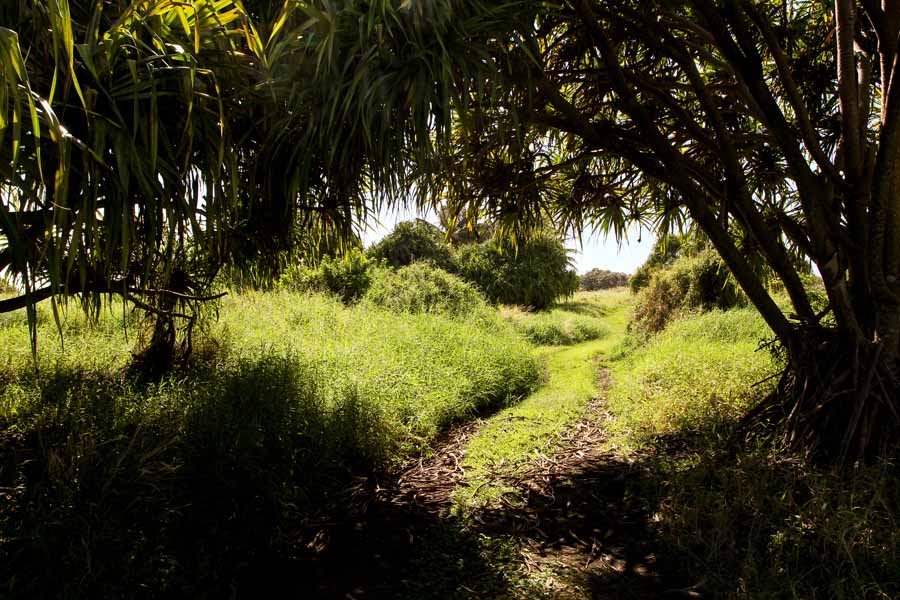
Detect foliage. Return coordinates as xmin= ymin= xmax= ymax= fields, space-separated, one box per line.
xmin=629 ymin=252 xmax=746 ymax=335
xmin=280 ymin=248 xmax=375 ymax=303
xmin=0 ymin=0 xmax=501 ymax=355
xmin=628 ymin=235 xmax=694 ymax=293
xmin=221 ymin=217 xmax=365 ymax=291
xmin=0 ymin=290 xmax=540 ymax=597
xmin=365 ymin=220 xmax=455 ymax=270
xmin=364 ymin=262 xmax=487 ymax=317
xmin=604 ymin=308 xmax=898 ymax=598
xmin=609 ymin=307 xmax=776 ymax=444
xmin=580 ymin=268 xmax=628 ymax=291
xmin=454 ymin=234 xmax=579 ymax=310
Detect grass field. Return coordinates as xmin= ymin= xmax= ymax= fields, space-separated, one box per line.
xmin=1 ymin=286 xmax=897 ymax=599
xmin=0 ymin=290 xmax=541 ymax=598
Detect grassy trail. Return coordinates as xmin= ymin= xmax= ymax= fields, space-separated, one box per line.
xmin=454 ymin=300 xmax=632 ymax=511
xmin=328 ymin=291 xmax=683 ymax=600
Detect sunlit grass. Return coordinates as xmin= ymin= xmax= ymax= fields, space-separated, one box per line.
xmin=500 ymin=288 xmax=630 ymax=345
xmin=455 ymin=289 xmax=634 ymax=510
xmin=0 ymin=290 xmax=541 ymax=597
xmin=606 ymin=307 xmax=778 ymax=450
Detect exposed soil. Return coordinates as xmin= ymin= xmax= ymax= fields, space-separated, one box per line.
xmin=248 ymin=370 xmax=695 ymax=599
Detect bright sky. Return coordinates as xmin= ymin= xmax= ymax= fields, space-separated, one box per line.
xmin=360 ymin=205 xmax=656 ymax=275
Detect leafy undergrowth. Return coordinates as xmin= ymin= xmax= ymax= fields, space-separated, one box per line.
xmin=0 ymin=291 xmax=540 ymax=599
xmin=607 ymin=307 xmax=777 ymax=450
xmin=456 ymin=289 xmax=633 ymax=511
xmin=501 ymin=289 xmax=629 ymax=346
xmin=602 ymin=307 xmax=900 ymax=598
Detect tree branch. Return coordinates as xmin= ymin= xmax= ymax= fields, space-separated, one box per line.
xmin=741 ymin=0 xmax=843 ymax=182
xmin=573 ymin=0 xmax=796 ymax=345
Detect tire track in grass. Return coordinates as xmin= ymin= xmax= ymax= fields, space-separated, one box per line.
xmin=440 ymin=300 xmax=681 ymax=599
xmin=307 ymin=296 xmax=686 ymax=598
xmin=453 ymin=302 xmax=632 ymax=513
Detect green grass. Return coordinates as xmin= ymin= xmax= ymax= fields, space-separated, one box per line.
xmin=0 ymin=290 xmax=541 ymax=598
xmin=455 ymin=289 xmax=633 ymax=510
xmin=501 ymin=288 xmax=630 ymax=346
xmin=600 ymin=306 xmax=900 ymax=599
xmin=606 ymin=307 xmax=778 ymax=449
xmin=213 ymin=291 xmax=540 ymax=441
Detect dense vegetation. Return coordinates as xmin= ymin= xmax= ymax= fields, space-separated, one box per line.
xmin=2 ymin=0 xmax=899 ymax=596
xmin=579 ymin=268 xmax=629 ymax=291
xmin=280 ymin=221 xmax=580 ymax=310
xmin=0 ymin=292 xmax=539 ymax=597
xmin=604 ymin=306 xmax=899 ymax=599
xmin=629 ymin=251 xmax=745 ymax=334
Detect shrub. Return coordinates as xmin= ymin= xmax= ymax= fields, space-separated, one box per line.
xmin=628 ymin=233 xmax=714 ymax=293
xmin=630 ymin=251 xmax=745 ymax=334
xmin=280 ymin=247 xmax=374 ymax=303
xmin=364 ymin=262 xmax=487 ymax=317
xmin=454 ymin=234 xmax=579 ymax=309
xmin=365 ymin=220 xmax=454 ymax=270
xmin=579 ymin=268 xmax=629 ymax=291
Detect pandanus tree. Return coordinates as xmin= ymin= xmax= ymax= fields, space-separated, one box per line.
xmin=0 ymin=0 xmax=486 ymax=365
xmin=4 ymin=0 xmax=899 ymax=460
xmin=409 ymin=0 xmax=900 ymax=462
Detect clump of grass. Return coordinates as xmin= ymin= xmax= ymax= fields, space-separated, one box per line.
xmin=607 ymin=307 xmax=777 ymax=448
xmin=503 ymin=307 xmax=608 ymax=346
xmin=0 ymin=290 xmax=540 ymax=598
xmin=502 ymin=290 xmax=630 ymax=346
xmin=645 ymin=446 xmax=900 ymax=598
xmin=363 ymin=261 xmax=489 ymax=317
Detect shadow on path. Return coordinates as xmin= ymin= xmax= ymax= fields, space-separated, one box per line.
xmin=256 ymin=402 xmax=694 ymax=599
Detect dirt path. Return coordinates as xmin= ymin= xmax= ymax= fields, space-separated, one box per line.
xmin=280 ymin=365 xmax=693 ymax=600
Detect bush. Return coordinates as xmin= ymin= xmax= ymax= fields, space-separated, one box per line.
xmin=630 ymin=251 xmax=745 ymax=335
xmin=579 ymin=268 xmax=628 ymax=291
xmin=364 ymin=262 xmax=487 ymax=317
xmin=365 ymin=220 xmax=454 ymax=270
xmin=280 ymin=247 xmax=374 ymax=303
xmin=627 ymin=233 xmax=715 ymax=293
xmin=454 ymin=234 xmax=579 ymax=309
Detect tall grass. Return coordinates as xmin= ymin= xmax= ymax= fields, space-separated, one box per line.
xmin=604 ymin=307 xmax=899 ymax=598
xmin=607 ymin=307 xmax=777 ymax=446
xmin=501 ymin=289 xmax=629 ymax=346
xmin=0 ymin=290 xmax=540 ymax=598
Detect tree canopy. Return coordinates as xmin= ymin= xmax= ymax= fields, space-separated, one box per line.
xmin=3 ymin=0 xmax=900 ymax=459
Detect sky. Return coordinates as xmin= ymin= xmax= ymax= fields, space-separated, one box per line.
xmin=359 ymin=205 xmax=657 ymax=275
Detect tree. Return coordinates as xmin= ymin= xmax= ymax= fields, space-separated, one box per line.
xmin=404 ymin=0 xmax=899 ymax=461
xmin=0 ymin=0 xmax=483 ymax=364
xmin=580 ymin=269 xmax=628 ymax=291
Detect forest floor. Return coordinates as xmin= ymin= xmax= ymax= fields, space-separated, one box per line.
xmin=284 ymin=299 xmax=699 ymax=599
